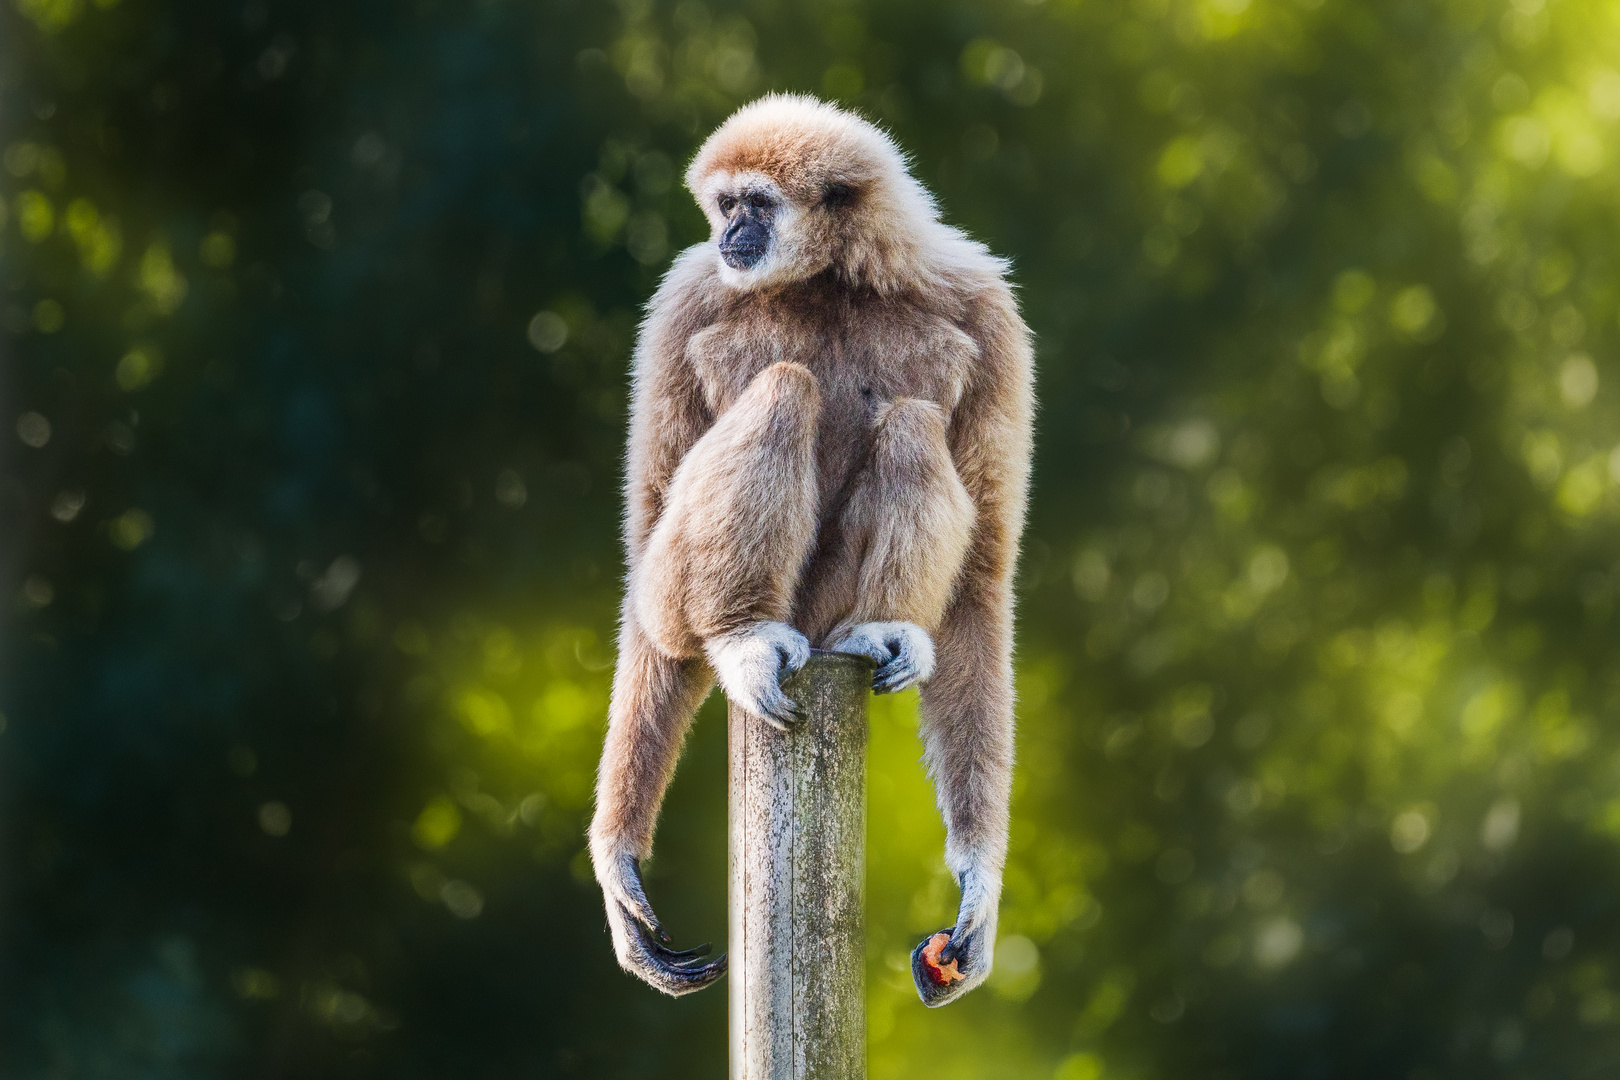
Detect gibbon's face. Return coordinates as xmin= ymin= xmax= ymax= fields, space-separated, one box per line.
xmin=715 ymin=186 xmax=776 ymax=271
xmin=698 ymin=171 xmax=826 ymax=290
xmin=687 ymin=96 xmax=944 ymax=294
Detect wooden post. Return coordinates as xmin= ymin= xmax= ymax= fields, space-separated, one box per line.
xmin=729 ymin=651 xmax=870 ymax=1080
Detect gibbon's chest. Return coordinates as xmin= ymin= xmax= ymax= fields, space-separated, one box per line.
xmin=686 ymin=300 xmax=976 ymax=428
xmin=688 ymin=301 xmax=976 ymax=518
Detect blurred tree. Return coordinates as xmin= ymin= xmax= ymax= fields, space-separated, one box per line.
xmin=4 ymin=0 xmax=1620 ymax=1076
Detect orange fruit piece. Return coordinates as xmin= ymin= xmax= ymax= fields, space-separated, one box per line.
xmin=921 ymin=932 xmax=965 ymax=985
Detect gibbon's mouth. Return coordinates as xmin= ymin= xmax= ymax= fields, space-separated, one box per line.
xmin=719 ymin=215 xmax=770 ymax=270
xmin=720 ymin=241 xmax=768 ymax=270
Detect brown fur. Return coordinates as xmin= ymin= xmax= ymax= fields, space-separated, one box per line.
xmin=590 ymin=95 xmax=1034 ymax=998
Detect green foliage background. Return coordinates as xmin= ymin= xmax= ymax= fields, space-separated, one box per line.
xmin=5 ymin=0 xmax=1620 ymax=1075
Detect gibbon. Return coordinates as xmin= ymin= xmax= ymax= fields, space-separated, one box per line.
xmin=588 ymin=94 xmax=1033 ymax=1008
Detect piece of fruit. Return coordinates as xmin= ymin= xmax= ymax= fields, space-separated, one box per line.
xmin=920 ymin=932 xmax=965 ymax=985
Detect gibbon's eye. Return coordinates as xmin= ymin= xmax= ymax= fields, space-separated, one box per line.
xmin=717 ymin=194 xmax=738 ymax=215
xmin=745 ymin=191 xmax=773 ymax=210
xmin=822 ymin=182 xmax=856 ymax=209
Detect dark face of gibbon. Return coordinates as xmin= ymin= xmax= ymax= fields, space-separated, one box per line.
xmin=716 ymin=189 xmax=776 ymax=270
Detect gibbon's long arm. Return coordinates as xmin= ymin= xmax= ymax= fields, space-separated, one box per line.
xmin=590 ymin=273 xmax=729 ymax=995
xmin=909 ymin=284 xmax=1035 ymax=1007
xmin=592 ymin=347 xmax=826 ymax=995
xmin=591 ymin=622 xmax=721 ymax=994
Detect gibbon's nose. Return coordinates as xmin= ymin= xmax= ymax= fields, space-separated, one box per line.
xmin=719 ymin=212 xmax=769 ymax=270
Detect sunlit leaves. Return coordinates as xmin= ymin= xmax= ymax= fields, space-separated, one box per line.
xmin=13 ymin=190 xmax=53 ymax=241
xmin=455 ymin=688 xmax=514 ymax=739
xmin=1388 ymin=284 xmax=1442 ymax=340
xmin=107 ymin=507 xmax=154 ymax=550
xmin=136 ymin=240 xmax=187 ymax=314
xmin=1157 ymin=135 xmax=1204 ymax=188
xmin=525 ymin=310 xmax=568 ymax=353
xmin=412 ymin=796 xmax=462 ymax=850
xmin=115 ymin=347 xmax=160 ymax=391
xmin=198 ymin=230 xmax=234 ymax=268
xmin=13 ymin=0 xmax=120 ymax=35
xmin=15 ymin=410 xmax=50 ymax=447
xmin=961 ymin=38 xmax=1043 ymax=106
xmin=580 ymin=174 xmax=632 ymax=246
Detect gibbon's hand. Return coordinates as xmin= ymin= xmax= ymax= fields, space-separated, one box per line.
xmin=704 ymin=621 xmax=812 ymax=730
xmin=910 ymin=864 xmax=999 ymax=1008
xmin=600 ymin=852 xmax=726 ymax=996
xmin=829 ymin=621 xmax=935 ymax=694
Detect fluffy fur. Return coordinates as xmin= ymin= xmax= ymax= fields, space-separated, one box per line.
xmin=589 ymin=94 xmax=1034 ymax=1007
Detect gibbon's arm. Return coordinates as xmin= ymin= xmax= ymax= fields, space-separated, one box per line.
xmin=910 ymin=281 xmax=1034 ymax=1006
xmin=589 ymin=261 xmax=734 ymax=997
xmin=592 ymin=277 xmax=822 ymax=998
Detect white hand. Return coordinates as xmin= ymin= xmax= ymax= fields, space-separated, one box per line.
xmin=704 ymin=621 xmax=812 ymax=729
xmin=829 ymin=621 xmax=935 ymax=693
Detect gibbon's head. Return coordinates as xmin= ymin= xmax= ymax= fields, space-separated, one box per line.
xmin=685 ymin=94 xmax=945 ymax=293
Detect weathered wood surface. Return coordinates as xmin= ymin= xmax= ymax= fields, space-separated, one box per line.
xmin=729 ymin=651 xmax=870 ymax=1080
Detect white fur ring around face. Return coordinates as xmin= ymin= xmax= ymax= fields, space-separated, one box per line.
xmin=704 ymin=620 xmax=812 ymax=730
xmin=828 ymin=621 xmax=935 ymax=694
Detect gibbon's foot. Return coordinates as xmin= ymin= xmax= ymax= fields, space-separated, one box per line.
xmin=829 ymin=621 xmax=935 ymax=694
xmin=910 ymin=866 xmax=997 ymax=1007
xmin=705 ymin=621 xmax=812 ymax=730
xmin=601 ymin=852 xmax=726 ymax=996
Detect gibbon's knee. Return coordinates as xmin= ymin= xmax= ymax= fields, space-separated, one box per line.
xmin=870 ymin=397 xmax=957 ymax=475
xmin=838 ymin=397 xmax=975 ymax=636
xmin=634 ymin=362 xmax=821 ymax=657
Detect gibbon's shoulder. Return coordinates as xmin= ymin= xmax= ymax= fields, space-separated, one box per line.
xmin=929 ymin=227 xmax=1015 ymax=300
xmin=906 ymin=221 xmax=1025 ymax=346
xmin=639 ymin=222 xmax=1025 ymax=375
xmin=645 ymin=243 xmax=729 ymax=323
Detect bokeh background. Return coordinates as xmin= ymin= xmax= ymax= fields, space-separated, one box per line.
xmin=4 ymin=0 xmax=1620 ymax=1075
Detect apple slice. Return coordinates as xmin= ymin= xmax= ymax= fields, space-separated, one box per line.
xmin=920 ymin=932 xmax=965 ymax=986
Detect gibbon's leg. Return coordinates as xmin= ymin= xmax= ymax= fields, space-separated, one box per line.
xmin=592 ymin=361 xmax=821 ymax=996
xmin=826 ymin=398 xmax=974 ymax=695
xmin=633 ymin=361 xmax=821 ymax=729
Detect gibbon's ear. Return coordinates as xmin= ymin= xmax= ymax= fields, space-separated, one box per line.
xmin=820 ymin=181 xmax=859 ymax=210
